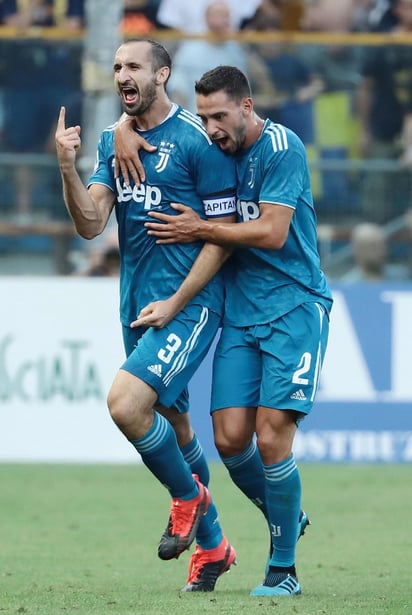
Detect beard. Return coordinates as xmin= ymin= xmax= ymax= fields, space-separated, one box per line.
xmin=121 ymin=78 xmax=158 ymax=117
xmin=231 ymin=122 xmax=247 ymax=153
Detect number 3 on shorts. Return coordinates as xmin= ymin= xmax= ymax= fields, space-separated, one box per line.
xmin=157 ymin=333 xmax=182 ymax=364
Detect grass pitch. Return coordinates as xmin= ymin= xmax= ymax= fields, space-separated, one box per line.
xmin=0 ymin=463 xmax=411 ymax=614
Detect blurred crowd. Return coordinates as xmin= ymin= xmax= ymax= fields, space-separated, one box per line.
xmin=1 ymin=0 xmax=412 ymax=279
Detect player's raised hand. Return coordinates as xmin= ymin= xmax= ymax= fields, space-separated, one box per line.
xmin=55 ymin=106 xmax=81 ymax=167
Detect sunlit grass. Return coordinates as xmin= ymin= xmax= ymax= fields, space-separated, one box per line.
xmin=0 ymin=463 xmax=410 ymax=614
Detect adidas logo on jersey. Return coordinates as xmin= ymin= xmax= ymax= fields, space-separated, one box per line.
xmin=290 ymin=389 xmax=307 ymax=401
xmin=147 ymin=364 xmax=162 ymax=377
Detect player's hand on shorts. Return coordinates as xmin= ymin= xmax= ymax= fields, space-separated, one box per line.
xmin=55 ymin=106 xmax=81 ymax=167
xmin=130 ymin=297 xmax=181 ymax=329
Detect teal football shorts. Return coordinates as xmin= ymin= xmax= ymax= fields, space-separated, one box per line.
xmin=121 ymin=303 xmax=220 ymax=413
xmin=211 ymin=302 xmax=329 ymax=415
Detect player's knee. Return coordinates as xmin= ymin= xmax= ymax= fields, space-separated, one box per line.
xmin=107 ymin=388 xmax=150 ymax=437
xmin=214 ymin=431 xmax=251 ymax=458
xmin=107 ymin=388 xmax=129 ymax=428
xmin=256 ymin=432 xmax=292 ymax=464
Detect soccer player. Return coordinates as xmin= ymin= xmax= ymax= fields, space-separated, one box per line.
xmin=141 ymin=65 xmax=333 ymax=596
xmin=55 ymin=40 xmax=237 ymax=592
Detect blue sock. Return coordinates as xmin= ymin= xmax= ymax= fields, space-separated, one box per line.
xmin=221 ymin=441 xmax=268 ymax=519
xmin=129 ymin=412 xmax=197 ymax=499
xmin=181 ymin=434 xmax=222 ymax=550
xmin=264 ymin=454 xmax=302 ymax=568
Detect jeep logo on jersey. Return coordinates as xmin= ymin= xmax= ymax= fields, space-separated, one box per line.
xmin=116 ymin=179 xmax=162 ymax=210
xmin=237 ymin=199 xmax=260 ymax=221
xmin=155 ymin=141 xmax=175 ymax=173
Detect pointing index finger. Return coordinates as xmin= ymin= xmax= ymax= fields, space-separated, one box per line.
xmin=57 ymin=106 xmax=66 ymax=129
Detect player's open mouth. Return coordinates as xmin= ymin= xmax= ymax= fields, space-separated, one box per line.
xmin=121 ymin=86 xmax=139 ymax=104
xmin=213 ymin=136 xmax=229 ymax=148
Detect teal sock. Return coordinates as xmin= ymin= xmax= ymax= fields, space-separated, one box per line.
xmin=180 ymin=434 xmax=210 ymax=486
xmin=129 ymin=412 xmax=197 ymax=499
xmin=181 ymin=434 xmax=222 ymax=550
xmin=221 ymin=441 xmax=268 ymax=519
xmin=264 ymin=454 xmax=301 ymax=568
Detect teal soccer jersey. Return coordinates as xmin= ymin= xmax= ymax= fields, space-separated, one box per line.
xmin=225 ymin=120 xmax=333 ymax=327
xmin=88 ymin=106 xmax=236 ymax=326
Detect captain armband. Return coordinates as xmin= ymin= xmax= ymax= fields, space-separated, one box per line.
xmin=202 ymin=194 xmax=237 ymax=218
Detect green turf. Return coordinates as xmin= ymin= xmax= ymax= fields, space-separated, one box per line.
xmin=0 ymin=463 xmax=411 ymax=614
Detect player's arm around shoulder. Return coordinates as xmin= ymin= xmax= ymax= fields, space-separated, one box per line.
xmin=146 ymin=200 xmax=292 ymax=250
xmin=193 ymin=201 xmax=292 ymax=250
xmin=114 ymin=114 xmax=157 ymax=186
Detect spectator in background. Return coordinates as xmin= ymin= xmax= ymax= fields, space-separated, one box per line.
xmin=77 ymin=228 xmax=120 ymax=277
xmin=156 ymin=0 xmax=260 ymax=33
xmin=241 ymin=0 xmax=281 ymax=30
xmin=302 ymin=0 xmax=359 ymax=32
xmin=365 ymin=0 xmax=398 ymax=31
xmin=120 ymin=0 xmax=161 ymax=36
xmin=87 ymin=244 xmax=120 ymax=277
xmin=1 ymin=0 xmax=84 ymax=222
xmin=0 ymin=0 xmax=20 ymax=24
xmin=342 ymin=222 xmax=410 ymax=281
xmin=0 ymin=2 xmax=17 ymax=148
xmin=356 ymin=0 xmax=412 ymax=223
xmin=246 ymin=13 xmax=324 ymax=145
xmin=3 ymin=0 xmax=83 ymax=29
xmin=302 ymin=1 xmax=398 ymax=33
xmin=300 ymin=0 xmax=363 ymax=88
xmin=167 ymin=1 xmax=248 ymax=113
xmin=0 ymin=1 xmax=32 ymax=147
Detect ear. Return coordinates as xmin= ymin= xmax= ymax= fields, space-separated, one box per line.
xmin=155 ymin=66 xmax=170 ymax=85
xmin=242 ymin=96 xmax=254 ymax=116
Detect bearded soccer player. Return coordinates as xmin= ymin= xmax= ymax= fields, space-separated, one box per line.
xmin=55 ymin=40 xmax=238 ymax=592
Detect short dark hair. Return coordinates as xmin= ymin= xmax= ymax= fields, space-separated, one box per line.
xmin=195 ymin=65 xmax=251 ymax=102
xmin=146 ymin=39 xmax=172 ymax=73
xmin=122 ymin=38 xmax=172 ymax=79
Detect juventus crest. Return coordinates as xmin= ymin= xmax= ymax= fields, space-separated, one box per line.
xmin=155 ymin=141 xmax=175 ymax=172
